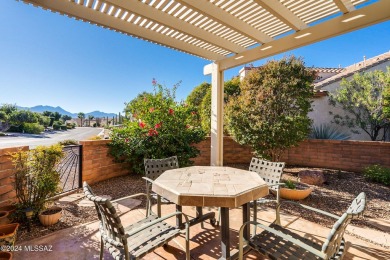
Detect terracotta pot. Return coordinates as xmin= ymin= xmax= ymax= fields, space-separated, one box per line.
xmin=0 ymin=251 xmax=13 ymax=260
xmin=0 ymin=223 xmax=19 ymax=247
xmin=279 ymin=186 xmax=313 ymax=200
xmin=0 ymin=205 xmax=16 ymax=215
xmin=0 ymin=211 xmax=10 ymax=225
xmin=38 ymin=206 xmax=62 ymax=226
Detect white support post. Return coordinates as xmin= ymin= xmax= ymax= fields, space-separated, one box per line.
xmin=210 ymin=63 xmax=224 ymax=166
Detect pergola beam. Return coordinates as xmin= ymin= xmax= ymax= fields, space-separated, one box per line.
xmin=333 ymin=0 xmax=356 ymax=14
xmin=24 ymin=0 xmax=225 ymax=61
xmin=252 ymin=0 xmax=307 ymax=31
xmin=209 ymin=0 xmax=390 ymax=71
xmin=176 ymin=0 xmax=273 ymax=44
xmin=103 ymin=0 xmax=247 ymax=54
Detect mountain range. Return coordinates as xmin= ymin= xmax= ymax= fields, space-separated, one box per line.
xmin=16 ymin=105 xmax=117 ymax=118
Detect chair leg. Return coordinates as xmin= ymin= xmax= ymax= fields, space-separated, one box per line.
xmin=275 ymin=189 xmax=281 ymax=225
xmin=100 ymin=236 xmax=104 ymax=260
xmin=252 ymin=200 xmax=258 ymax=235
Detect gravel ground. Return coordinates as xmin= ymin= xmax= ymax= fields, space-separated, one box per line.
xmin=16 ymin=166 xmax=389 ymax=245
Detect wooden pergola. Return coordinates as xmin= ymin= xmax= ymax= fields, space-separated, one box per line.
xmin=22 ymin=0 xmax=390 ymax=166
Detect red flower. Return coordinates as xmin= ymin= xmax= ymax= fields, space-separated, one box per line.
xmin=168 ymin=108 xmax=174 ymax=115
xmin=149 ymin=107 xmax=155 ymax=113
xmin=148 ymin=129 xmax=158 ymax=136
xmin=125 ymin=138 xmax=129 ymax=143
xmin=154 ymin=122 xmax=162 ymax=129
xmin=139 ymin=121 xmax=146 ymax=128
xmin=185 ymin=124 xmax=190 ymax=129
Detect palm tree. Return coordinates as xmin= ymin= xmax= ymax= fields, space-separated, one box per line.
xmin=88 ymin=115 xmax=95 ymax=127
xmin=78 ymin=112 xmax=85 ymax=127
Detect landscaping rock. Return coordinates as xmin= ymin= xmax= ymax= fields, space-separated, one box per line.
xmin=298 ymin=170 xmax=325 ymax=186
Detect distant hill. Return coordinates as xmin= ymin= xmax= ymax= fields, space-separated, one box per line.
xmin=16 ymin=105 xmax=117 ymax=118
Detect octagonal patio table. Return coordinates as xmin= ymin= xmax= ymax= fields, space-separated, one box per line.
xmin=152 ymin=166 xmax=269 ymax=260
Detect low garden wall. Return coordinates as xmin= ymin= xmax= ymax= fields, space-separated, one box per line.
xmin=1 ymin=138 xmax=389 ymax=203
xmin=79 ymin=140 xmax=130 ymax=184
xmin=194 ymin=137 xmax=390 ymax=172
xmin=0 ymin=146 xmax=28 ymax=204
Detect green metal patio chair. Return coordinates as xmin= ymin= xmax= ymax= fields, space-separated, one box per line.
xmin=239 ymin=192 xmax=367 ymax=260
xmin=144 ymin=156 xmax=179 ymax=216
xmin=249 ymin=157 xmax=285 ymax=225
xmin=83 ymin=181 xmax=190 ymax=260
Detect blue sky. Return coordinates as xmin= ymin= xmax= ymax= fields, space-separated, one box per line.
xmin=1 ymin=1 xmax=389 ymax=114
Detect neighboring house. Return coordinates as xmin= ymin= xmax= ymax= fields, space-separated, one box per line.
xmin=238 ymin=51 xmax=390 ymax=141
xmin=311 ymin=51 xmax=390 ymax=141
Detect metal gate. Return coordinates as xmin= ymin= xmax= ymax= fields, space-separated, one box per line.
xmin=57 ymin=145 xmax=82 ymax=193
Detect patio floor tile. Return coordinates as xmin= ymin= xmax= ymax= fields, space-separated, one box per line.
xmin=13 ymin=204 xmax=390 ymax=259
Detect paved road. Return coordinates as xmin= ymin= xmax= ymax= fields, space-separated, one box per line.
xmin=0 ymin=127 xmax=103 ymax=149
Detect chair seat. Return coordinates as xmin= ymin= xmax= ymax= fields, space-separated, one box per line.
xmin=248 ymin=223 xmax=345 ymax=260
xmin=104 ymin=214 xmax=182 ymax=260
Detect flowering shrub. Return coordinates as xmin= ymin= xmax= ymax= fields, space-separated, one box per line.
xmin=109 ymin=81 xmax=205 ymax=174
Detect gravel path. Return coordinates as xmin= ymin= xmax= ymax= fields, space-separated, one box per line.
xmin=16 ymin=166 xmax=389 ymax=246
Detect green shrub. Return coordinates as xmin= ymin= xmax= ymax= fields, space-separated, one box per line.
xmin=23 ymin=123 xmax=44 ymax=134
xmin=309 ymin=124 xmax=350 ymax=140
xmin=10 ymin=144 xmax=64 ymax=215
xmin=109 ymin=81 xmax=205 ymax=174
xmin=52 ymin=121 xmax=62 ymax=130
xmin=60 ymin=125 xmax=67 ymax=131
xmin=58 ymin=139 xmax=78 ymax=146
xmin=363 ymin=165 xmax=390 ymax=186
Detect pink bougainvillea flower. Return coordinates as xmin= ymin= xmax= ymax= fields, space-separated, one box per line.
xmin=152 ymin=78 xmax=157 ymax=86
xmin=139 ymin=121 xmax=146 ymax=128
xmin=149 ymin=107 xmax=155 ymax=113
xmin=168 ymin=108 xmax=174 ymax=115
xmin=148 ymin=129 xmax=158 ymax=136
xmin=154 ymin=122 xmax=162 ymax=129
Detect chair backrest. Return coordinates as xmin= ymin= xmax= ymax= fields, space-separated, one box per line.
xmin=144 ymin=156 xmax=179 ymax=180
xmin=249 ymin=157 xmax=285 ymax=187
xmin=321 ymin=192 xmax=367 ymax=258
xmin=83 ymin=182 xmax=126 ymax=248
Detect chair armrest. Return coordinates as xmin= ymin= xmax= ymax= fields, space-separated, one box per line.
xmin=142 ymin=176 xmax=155 ymax=184
xmin=124 ymin=211 xmax=190 ymax=238
xmin=111 ymin=193 xmax=148 ymax=203
xmin=278 ymin=200 xmax=340 ymax=220
xmin=238 ymin=221 xmax=327 ymax=260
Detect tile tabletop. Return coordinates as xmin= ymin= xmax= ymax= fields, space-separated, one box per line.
xmin=152 ymin=166 xmax=269 ymax=208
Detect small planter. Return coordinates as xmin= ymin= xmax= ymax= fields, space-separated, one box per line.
xmin=39 ymin=206 xmax=62 ymax=226
xmin=0 ymin=251 xmax=13 ymax=260
xmin=0 ymin=211 xmax=10 ymax=225
xmin=0 ymin=223 xmax=19 ymax=247
xmin=279 ymin=183 xmax=313 ymax=200
xmin=0 ymin=205 xmax=16 ymax=224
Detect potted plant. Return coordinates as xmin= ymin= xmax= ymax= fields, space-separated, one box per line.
xmin=0 ymin=223 xmax=19 ymax=247
xmin=0 ymin=200 xmax=17 ymax=224
xmin=11 ymin=144 xmax=64 ymax=226
xmin=279 ymin=180 xmax=313 ymax=200
xmin=0 ymin=251 xmax=12 ymax=260
xmin=38 ymin=206 xmax=62 ymax=226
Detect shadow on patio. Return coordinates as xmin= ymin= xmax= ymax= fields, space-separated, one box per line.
xmin=13 ymin=201 xmax=390 ymax=260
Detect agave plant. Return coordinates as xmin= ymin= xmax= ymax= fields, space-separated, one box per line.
xmin=309 ymin=124 xmax=351 ymax=140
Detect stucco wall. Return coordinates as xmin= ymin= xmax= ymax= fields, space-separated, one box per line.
xmin=310 ymin=60 xmax=390 ymax=141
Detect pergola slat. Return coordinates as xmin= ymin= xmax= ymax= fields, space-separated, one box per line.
xmin=23 ymin=0 xmax=225 ymax=60
xmin=252 ymin=0 xmax=307 ymax=31
xmin=176 ymin=0 xmax=273 ymax=44
xmin=103 ymin=0 xmax=246 ymax=53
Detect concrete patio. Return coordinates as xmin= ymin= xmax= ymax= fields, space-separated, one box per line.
xmin=13 ymin=197 xmax=390 ymax=260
